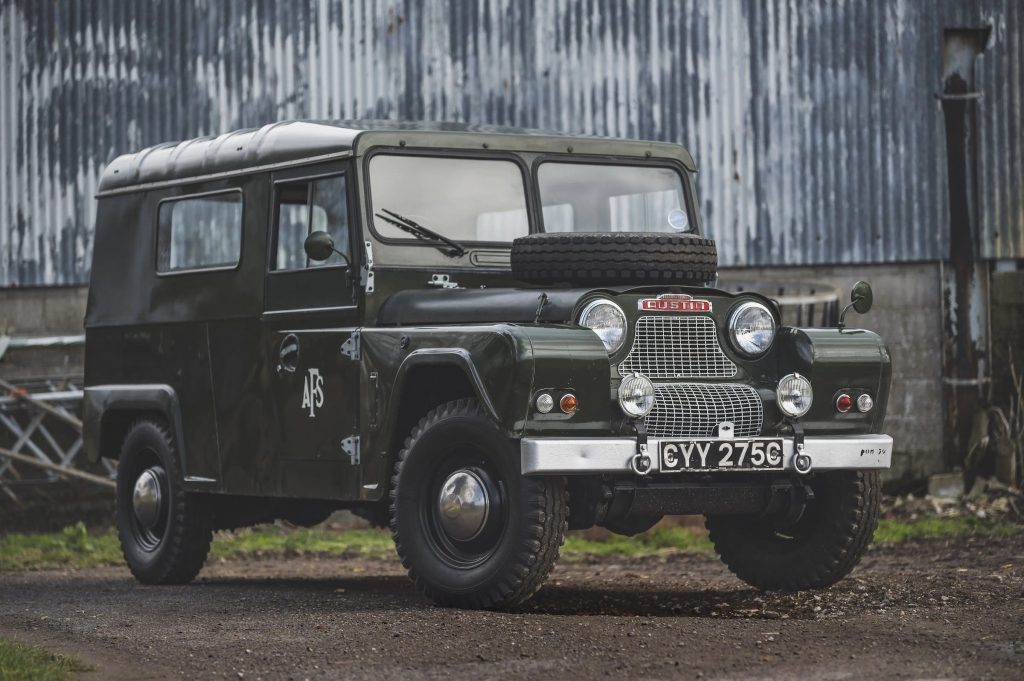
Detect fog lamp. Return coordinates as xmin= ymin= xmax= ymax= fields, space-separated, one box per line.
xmin=777 ymin=373 xmax=813 ymax=418
xmin=618 ymin=374 xmax=655 ymax=418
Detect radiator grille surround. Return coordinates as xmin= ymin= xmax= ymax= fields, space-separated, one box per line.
xmin=619 ymin=316 xmax=737 ymax=379
xmin=644 ymin=383 xmax=764 ymax=439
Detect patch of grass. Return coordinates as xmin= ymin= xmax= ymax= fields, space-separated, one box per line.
xmin=0 ymin=638 xmax=89 ymax=681
xmin=873 ymin=515 xmax=1023 ymax=544
xmin=4 ymin=516 xmax=1021 ymax=572
xmin=564 ymin=526 xmax=712 ymax=557
xmin=210 ymin=526 xmax=395 ymax=560
xmin=0 ymin=522 xmax=121 ymax=571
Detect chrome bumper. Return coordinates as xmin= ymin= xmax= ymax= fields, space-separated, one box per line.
xmin=521 ymin=434 xmax=893 ymax=475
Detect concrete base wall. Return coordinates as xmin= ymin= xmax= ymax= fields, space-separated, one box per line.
xmin=721 ymin=262 xmax=945 ymax=485
xmin=0 ymin=286 xmax=87 ymax=380
xmin=0 ymin=286 xmax=88 ymax=335
xmin=1 ymin=267 xmax=948 ymax=484
xmin=991 ymin=271 xmax=1024 ymax=416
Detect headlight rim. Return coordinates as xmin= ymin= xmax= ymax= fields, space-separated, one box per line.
xmin=578 ymin=298 xmax=628 ymax=355
xmin=728 ymin=300 xmax=777 ymax=358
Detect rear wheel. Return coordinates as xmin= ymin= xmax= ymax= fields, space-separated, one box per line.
xmin=390 ymin=399 xmax=567 ymax=609
xmin=115 ymin=419 xmax=212 ymax=585
xmin=600 ymin=512 xmax=663 ymax=537
xmin=705 ymin=471 xmax=880 ymax=591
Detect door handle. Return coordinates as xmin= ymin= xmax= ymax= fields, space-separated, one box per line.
xmin=278 ymin=334 xmax=300 ymax=373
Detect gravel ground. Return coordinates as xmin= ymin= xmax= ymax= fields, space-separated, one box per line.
xmin=1 ymin=534 xmax=1022 ymax=681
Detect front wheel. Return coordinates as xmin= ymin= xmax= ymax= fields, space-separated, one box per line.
xmin=390 ymin=399 xmax=567 ymax=609
xmin=705 ymin=470 xmax=880 ymax=591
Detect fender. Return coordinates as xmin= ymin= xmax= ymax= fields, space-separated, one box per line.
xmin=82 ymin=384 xmax=188 ymax=473
xmin=776 ymin=328 xmax=893 ymax=434
xmin=391 ymin=348 xmax=501 ymax=423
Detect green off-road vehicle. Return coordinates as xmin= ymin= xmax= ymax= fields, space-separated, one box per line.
xmin=84 ymin=121 xmax=892 ymax=609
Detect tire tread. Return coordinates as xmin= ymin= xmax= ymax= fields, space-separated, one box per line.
xmin=117 ymin=418 xmax=212 ymax=585
xmin=705 ymin=471 xmax=880 ymax=591
xmin=389 ymin=399 xmax=566 ymax=609
xmin=510 ymin=232 xmax=718 ymax=286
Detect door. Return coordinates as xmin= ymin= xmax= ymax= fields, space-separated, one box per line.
xmin=262 ymin=162 xmax=362 ymax=499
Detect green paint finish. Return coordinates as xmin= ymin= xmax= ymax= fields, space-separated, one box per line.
xmin=85 ymin=125 xmax=893 ymax=510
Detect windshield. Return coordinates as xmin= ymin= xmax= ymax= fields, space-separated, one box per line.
xmin=369 ymin=155 xmax=529 ymax=243
xmin=538 ymin=162 xmax=692 ymax=234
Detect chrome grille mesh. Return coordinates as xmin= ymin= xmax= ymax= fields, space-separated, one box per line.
xmin=645 ymin=383 xmax=763 ymax=439
xmin=619 ymin=316 xmax=737 ymax=379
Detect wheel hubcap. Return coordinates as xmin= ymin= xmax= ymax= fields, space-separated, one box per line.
xmin=132 ymin=467 xmax=164 ymax=530
xmin=437 ymin=469 xmax=490 ymax=542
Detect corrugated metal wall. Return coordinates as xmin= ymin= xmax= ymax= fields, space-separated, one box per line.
xmin=1 ymin=0 xmax=1021 ymax=287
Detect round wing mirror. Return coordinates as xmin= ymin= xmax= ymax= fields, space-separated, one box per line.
xmin=304 ymin=231 xmax=335 ymax=262
xmin=851 ymin=280 xmax=873 ymax=314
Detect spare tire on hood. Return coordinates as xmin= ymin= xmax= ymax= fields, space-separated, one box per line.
xmin=510 ymin=232 xmax=718 ymax=287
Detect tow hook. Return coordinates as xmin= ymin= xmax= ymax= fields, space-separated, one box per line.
xmin=630 ymin=421 xmax=652 ymax=476
xmin=631 ymin=444 xmax=653 ymax=476
xmin=791 ymin=420 xmax=812 ymax=474
xmin=793 ymin=443 xmax=813 ymax=475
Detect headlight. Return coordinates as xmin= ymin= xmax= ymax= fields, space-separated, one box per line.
xmin=777 ymin=373 xmax=813 ymax=418
xmin=728 ymin=301 xmax=776 ymax=357
xmin=618 ymin=373 xmax=655 ymax=418
xmin=579 ymin=299 xmax=627 ymax=355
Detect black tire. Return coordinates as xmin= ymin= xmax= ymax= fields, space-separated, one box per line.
xmin=390 ymin=399 xmax=567 ymax=609
xmin=115 ymin=419 xmax=212 ymax=585
xmin=510 ymin=232 xmax=718 ymax=286
xmin=705 ymin=471 xmax=880 ymax=591
xmin=280 ymin=503 xmax=334 ymax=528
xmin=351 ymin=503 xmax=391 ymax=529
xmin=600 ymin=513 xmax=663 ymax=537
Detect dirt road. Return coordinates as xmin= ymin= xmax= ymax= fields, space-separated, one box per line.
xmin=1 ymin=534 xmax=1021 ymax=680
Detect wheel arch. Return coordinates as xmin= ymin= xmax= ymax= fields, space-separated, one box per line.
xmin=83 ymin=384 xmax=187 ymax=468
xmin=384 ymin=350 xmax=501 ymax=458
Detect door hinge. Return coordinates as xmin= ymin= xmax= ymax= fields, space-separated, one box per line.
xmin=340 ymin=330 xmax=361 ymax=361
xmin=361 ymin=240 xmax=375 ymax=294
xmin=341 ymin=435 xmax=360 ymax=466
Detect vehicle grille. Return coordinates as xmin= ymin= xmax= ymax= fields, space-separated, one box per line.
xmin=619 ymin=316 xmax=737 ymax=379
xmin=644 ymin=383 xmax=763 ymax=439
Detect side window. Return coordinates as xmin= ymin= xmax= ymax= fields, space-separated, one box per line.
xmin=156 ymin=191 xmax=243 ymax=273
xmin=273 ymin=175 xmax=350 ymax=271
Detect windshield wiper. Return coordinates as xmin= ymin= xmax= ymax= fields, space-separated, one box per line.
xmin=375 ymin=209 xmax=466 ymax=257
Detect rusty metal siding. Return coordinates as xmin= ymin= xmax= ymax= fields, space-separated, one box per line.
xmin=976 ymin=0 xmax=1024 ymax=259
xmin=0 ymin=0 xmax=1021 ymax=287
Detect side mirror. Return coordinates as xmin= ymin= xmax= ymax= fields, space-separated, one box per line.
xmin=851 ymin=280 xmax=873 ymax=314
xmin=838 ymin=280 xmax=873 ymax=329
xmin=304 ymin=231 xmax=335 ymax=262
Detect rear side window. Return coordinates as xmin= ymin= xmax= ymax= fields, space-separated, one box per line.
xmin=156 ymin=191 xmax=243 ymax=273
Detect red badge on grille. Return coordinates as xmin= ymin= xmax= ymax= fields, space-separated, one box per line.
xmin=638 ymin=294 xmax=712 ymax=312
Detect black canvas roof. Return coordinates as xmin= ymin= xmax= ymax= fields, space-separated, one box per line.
xmin=97 ymin=120 xmax=693 ymax=194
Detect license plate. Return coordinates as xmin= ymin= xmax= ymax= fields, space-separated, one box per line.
xmin=659 ymin=439 xmax=784 ymax=472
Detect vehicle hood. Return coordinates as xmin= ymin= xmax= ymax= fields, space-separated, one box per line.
xmin=374 ymin=285 xmax=741 ymax=326
xmin=375 ymin=288 xmax=592 ymax=325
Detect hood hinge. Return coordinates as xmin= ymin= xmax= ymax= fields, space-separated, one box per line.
xmin=428 ymin=273 xmax=459 ymax=289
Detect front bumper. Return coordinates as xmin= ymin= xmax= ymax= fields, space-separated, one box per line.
xmin=521 ymin=434 xmax=892 ymax=475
